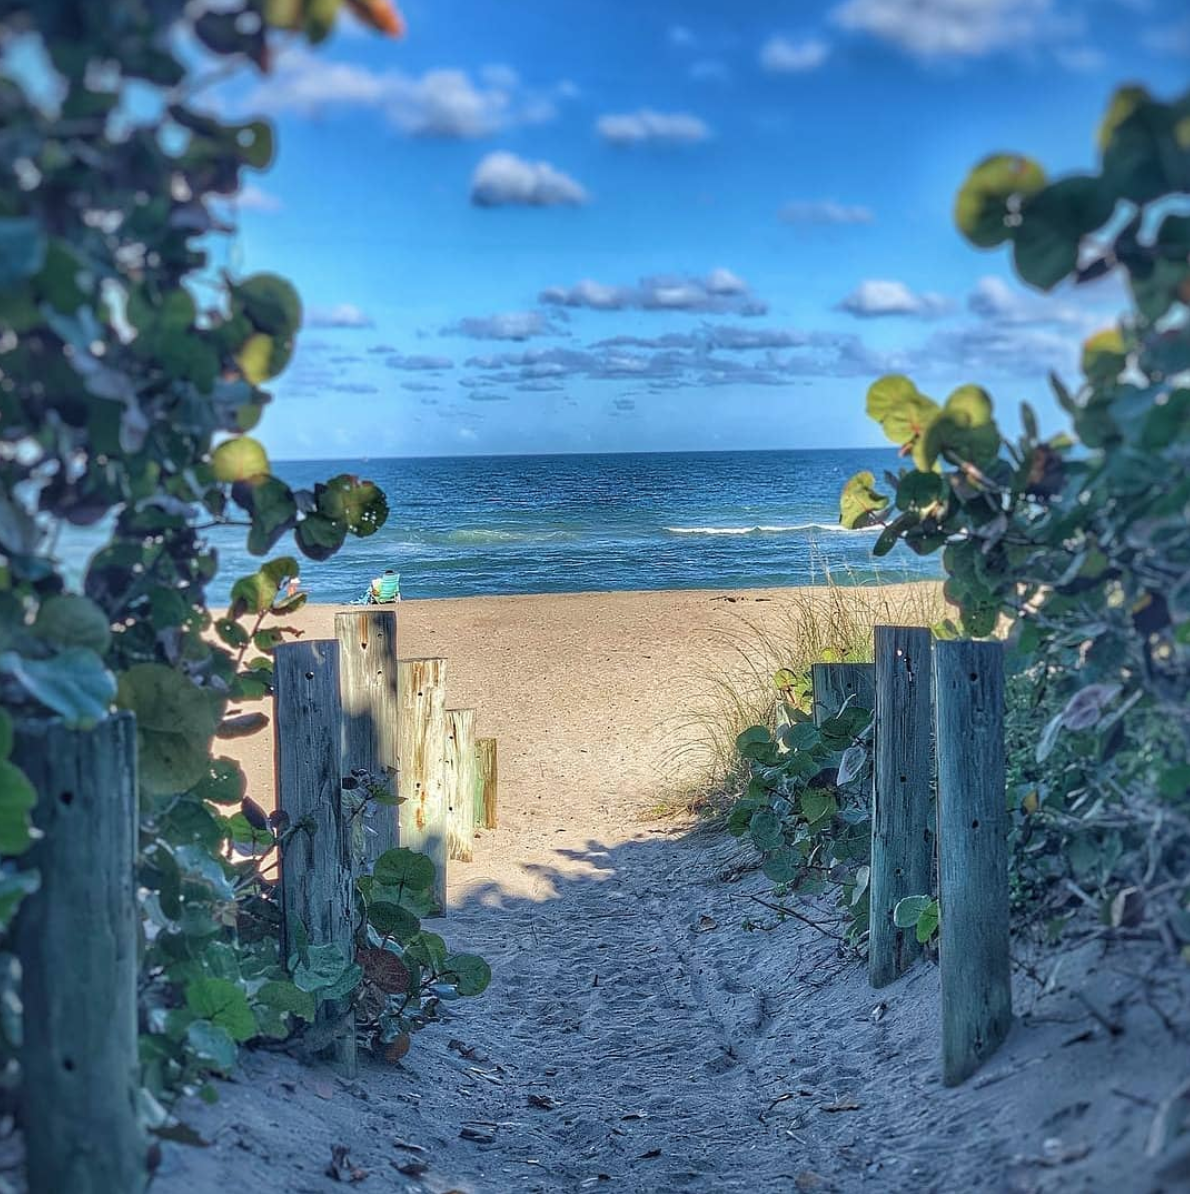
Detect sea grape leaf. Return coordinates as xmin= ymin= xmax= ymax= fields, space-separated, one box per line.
xmin=185 ymin=978 xmax=257 ymax=1041
xmin=0 ymin=648 xmax=116 ymax=729
xmin=32 ymin=594 xmax=112 ymax=655
xmin=443 ymin=953 xmax=491 ymax=997
xmin=954 ymin=153 xmax=1046 ymax=249
xmin=840 ymin=471 xmax=889 ymax=530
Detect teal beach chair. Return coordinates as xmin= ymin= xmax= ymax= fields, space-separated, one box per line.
xmin=365 ymin=570 xmax=401 ymax=604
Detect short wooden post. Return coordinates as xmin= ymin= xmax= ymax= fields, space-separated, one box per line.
xmin=475 ymin=737 xmax=498 ymax=830
xmin=810 ymin=662 xmax=875 ymax=726
xmin=934 ymin=639 xmax=1011 ymax=1086
xmin=274 ymin=640 xmax=356 ymax=1077
xmin=335 ymin=609 xmax=400 ymax=869
xmin=444 ymin=709 xmax=477 ymax=862
xmin=13 ymin=714 xmax=147 ymax=1194
xmin=397 ymin=658 xmax=448 ymax=915
xmin=869 ymin=626 xmax=935 ymax=989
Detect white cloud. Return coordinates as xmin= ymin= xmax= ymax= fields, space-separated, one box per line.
xmin=241 ymin=47 xmax=557 ymax=139
xmin=668 ymin=25 xmax=696 ymax=47
xmin=443 ymin=312 xmax=566 ymax=340
xmin=470 ymin=152 xmax=588 ymax=207
xmin=780 ymin=200 xmax=874 ymax=225
xmin=236 ymin=183 xmax=282 ymax=212
xmin=541 ymin=270 xmax=766 ymax=316
xmin=838 ymin=279 xmax=951 ymax=318
xmin=830 ymin=0 xmax=1051 ymax=59
xmin=760 ymin=35 xmax=830 ymax=72
xmin=305 ymin=303 xmax=373 ymax=328
xmin=596 ymin=109 xmax=711 ymax=146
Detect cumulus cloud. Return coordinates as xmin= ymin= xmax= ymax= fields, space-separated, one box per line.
xmin=236 ymin=184 xmax=282 ymax=212
xmin=241 ymin=47 xmax=562 ymax=138
xmin=780 ymin=200 xmax=874 ymax=225
xmin=760 ymin=35 xmax=830 ymax=72
xmin=830 ymin=0 xmax=1052 ymax=59
xmin=305 ymin=303 xmax=373 ymax=328
xmin=541 ymin=270 xmax=766 ymax=316
xmin=596 ymin=109 xmax=711 ymax=146
xmin=443 ymin=311 xmax=566 ymax=341
xmin=837 ymin=280 xmax=951 ymax=318
xmin=470 ymin=152 xmax=588 ymax=207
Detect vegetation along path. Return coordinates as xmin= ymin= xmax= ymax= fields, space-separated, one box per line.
xmin=157 ymin=592 xmax=1188 ymax=1193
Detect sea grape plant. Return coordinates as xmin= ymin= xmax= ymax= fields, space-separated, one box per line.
xmin=729 ymin=689 xmax=875 ymax=947
xmin=840 ymin=84 xmax=1190 ymax=946
xmin=0 ymin=0 xmax=419 ymax=1113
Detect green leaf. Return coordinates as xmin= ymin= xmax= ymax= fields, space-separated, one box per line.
xmin=0 ymin=710 xmax=11 ymax=760
xmin=194 ymin=757 xmax=247 ymax=806
xmin=442 ymin=953 xmax=491 ymax=997
xmin=186 ymin=1020 xmax=238 ymax=1073
xmin=211 ymin=437 xmax=269 ymax=483
xmin=373 ymin=848 xmax=436 ymax=894
xmin=256 ymin=979 xmax=316 ymax=1022
xmin=367 ymin=900 xmax=420 ymax=942
xmin=295 ymin=513 xmax=346 ymax=561
xmin=748 ymin=808 xmax=784 ymax=851
xmin=893 ymin=894 xmax=933 ymax=929
xmin=915 ymin=899 xmax=940 ymax=944
xmin=800 ymin=789 xmax=837 ymax=826
xmin=235 ymin=274 xmax=302 ymax=337
xmin=895 ymin=470 xmax=946 ymax=512
xmin=0 ymin=648 xmax=116 ymax=729
xmin=919 ymin=385 xmax=1001 ymax=469
xmin=0 ymin=218 xmax=47 ymax=287
xmin=954 ymin=153 xmax=1046 ymax=249
xmin=840 ymin=471 xmax=889 ymax=530
xmin=762 ymin=848 xmax=801 ymax=884
xmin=116 ymin=663 xmax=222 ymax=795
xmin=318 ymin=476 xmax=389 ymax=538
xmin=32 ymin=594 xmax=112 ymax=655
xmin=0 ymin=761 xmax=37 ymax=855
xmin=1013 ymin=176 xmax=1114 ymax=291
xmin=866 ymin=375 xmax=940 ymax=446
xmin=290 ymin=942 xmax=357 ymax=994
xmin=230 ymin=556 xmax=299 ymax=614
xmin=185 ymin=978 xmax=256 ymax=1042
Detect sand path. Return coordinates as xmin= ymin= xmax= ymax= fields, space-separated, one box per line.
xmin=155 ymin=589 xmax=1188 ymax=1193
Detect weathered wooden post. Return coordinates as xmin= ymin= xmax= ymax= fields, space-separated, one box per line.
xmin=444 ymin=709 xmax=476 ymax=862
xmin=335 ymin=609 xmax=400 ymax=868
xmin=934 ymin=638 xmax=1011 ymax=1085
xmin=13 ymin=714 xmax=147 ymax=1194
xmin=810 ymin=662 xmax=875 ymax=726
xmin=397 ymin=658 xmax=448 ymax=915
xmin=274 ymin=639 xmax=356 ymax=1076
xmin=475 ymin=737 xmax=498 ymax=830
xmin=869 ymin=626 xmax=935 ymax=989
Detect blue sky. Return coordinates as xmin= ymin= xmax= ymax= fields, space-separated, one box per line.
xmin=215 ymin=0 xmax=1189 ymax=459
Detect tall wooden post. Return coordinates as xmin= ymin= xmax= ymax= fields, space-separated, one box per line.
xmin=13 ymin=714 xmax=147 ymax=1194
xmin=475 ymin=737 xmax=498 ymax=830
xmin=869 ymin=626 xmax=935 ymax=989
xmin=444 ymin=709 xmax=476 ymax=862
xmin=274 ymin=640 xmax=356 ymax=1076
xmin=335 ymin=609 xmax=400 ymax=868
xmin=397 ymin=658 xmax=448 ymax=915
xmin=810 ymin=662 xmax=875 ymax=726
xmin=934 ymin=639 xmax=1011 ymax=1086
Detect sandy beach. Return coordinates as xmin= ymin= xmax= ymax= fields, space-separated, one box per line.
xmin=153 ymin=582 xmax=1189 ymax=1193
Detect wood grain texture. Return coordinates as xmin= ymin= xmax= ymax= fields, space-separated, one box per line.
xmin=475 ymin=737 xmax=498 ymax=829
xmin=810 ymin=662 xmax=875 ymax=727
xmin=14 ymin=715 xmax=147 ymax=1194
xmin=397 ymin=657 xmax=448 ymax=915
xmin=934 ymin=638 xmax=1012 ymax=1086
xmin=274 ymin=639 xmax=356 ymax=1076
xmin=869 ymin=627 xmax=934 ymax=989
xmin=444 ymin=709 xmax=476 ymax=862
xmin=335 ymin=609 xmax=400 ymax=868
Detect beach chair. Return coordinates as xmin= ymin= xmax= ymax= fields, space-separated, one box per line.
xmin=365 ymin=571 xmax=401 ymax=604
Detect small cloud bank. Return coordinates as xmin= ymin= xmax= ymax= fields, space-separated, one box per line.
xmin=837 ymin=279 xmax=951 ymax=318
xmin=760 ymin=35 xmax=830 ymax=72
xmin=443 ymin=311 xmax=567 ymax=341
xmin=540 ymin=269 xmax=766 ymax=316
xmin=470 ymin=152 xmax=588 ymax=207
xmin=596 ymin=109 xmax=711 ymax=145
xmin=780 ymin=200 xmax=874 ymax=225
xmin=305 ymin=303 xmax=373 ymax=328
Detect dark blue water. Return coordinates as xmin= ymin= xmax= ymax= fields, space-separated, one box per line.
xmin=197 ymin=449 xmax=937 ymax=602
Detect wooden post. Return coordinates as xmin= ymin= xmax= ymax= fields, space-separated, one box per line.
xmin=274 ymin=640 xmax=356 ymax=1077
xmin=334 ymin=609 xmax=400 ymax=869
xmin=397 ymin=658 xmax=448 ymax=915
xmin=869 ymin=626 xmax=935 ymax=989
xmin=475 ymin=737 xmax=498 ymax=830
xmin=810 ymin=662 xmax=875 ymax=726
xmin=13 ymin=714 xmax=147 ymax=1194
xmin=444 ymin=709 xmax=476 ymax=862
xmin=934 ymin=639 xmax=1012 ymax=1086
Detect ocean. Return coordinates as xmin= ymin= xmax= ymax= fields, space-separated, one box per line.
xmin=195 ymin=448 xmax=940 ymax=603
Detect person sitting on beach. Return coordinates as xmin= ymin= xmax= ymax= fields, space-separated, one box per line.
xmin=367 ymin=569 xmax=401 ymax=604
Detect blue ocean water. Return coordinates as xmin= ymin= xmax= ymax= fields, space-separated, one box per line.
xmin=198 ymin=448 xmax=939 ymax=603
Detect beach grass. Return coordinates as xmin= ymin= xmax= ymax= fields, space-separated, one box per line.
xmin=652 ymin=576 xmax=946 ymax=820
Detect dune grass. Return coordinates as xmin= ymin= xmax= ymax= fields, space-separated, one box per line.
xmin=652 ymin=577 xmax=946 ymax=821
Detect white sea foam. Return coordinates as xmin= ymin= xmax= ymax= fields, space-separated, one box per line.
xmin=663 ymin=523 xmax=870 ymax=536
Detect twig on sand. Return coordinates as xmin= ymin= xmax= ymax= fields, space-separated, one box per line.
xmin=739 ymin=894 xmax=846 ymax=941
